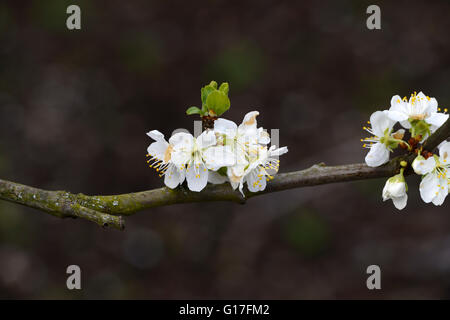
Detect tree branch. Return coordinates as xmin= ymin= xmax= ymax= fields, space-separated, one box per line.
xmin=1 ymin=118 xmax=449 ymax=230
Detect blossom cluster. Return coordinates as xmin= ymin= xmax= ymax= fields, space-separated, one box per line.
xmin=146 ymin=82 xmax=288 ymax=195
xmin=362 ymin=91 xmax=449 ymax=210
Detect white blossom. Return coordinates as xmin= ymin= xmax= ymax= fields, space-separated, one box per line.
xmin=170 ymin=131 xmax=235 ymax=192
xmin=241 ymin=145 xmax=288 ymax=194
xmin=412 ymin=141 xmax=450 ymax=206
xmin=147 ymin=110 xmax=287 ymax=195
xmin=146 ymin=130 xmax=185 ymax=189
xmin=214 ymin=111 xmax=287 ymax=194
xmin=363 ymin=110 xmax=404 ymax=167
xmin=387 ymin=91 xmax=448 ymax=135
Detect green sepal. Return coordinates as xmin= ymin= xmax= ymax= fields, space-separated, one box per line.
xmin=409 ymin=119 xmax=431 ymax=140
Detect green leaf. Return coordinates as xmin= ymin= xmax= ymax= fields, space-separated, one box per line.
xmin=206 ymin=90 xmax=230 ymax=116
xmin=201 ymin=85 xmax=215 ymax=106
xmin=209 ymin=81 xmax=218 ymax=89
xmin=219 ymin=82 xmax=229 ymax=95
xmin=186 ymin=106 xmax=202 ymax=115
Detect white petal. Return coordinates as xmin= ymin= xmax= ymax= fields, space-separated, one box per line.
xmin=392 ymin=194 xmax=408 ymax=210
xmin=227 ymin=165 xmax=245 ymax=190
xmin=412 ymin=156 xmax=436 ymax=175
xmin=246 ymin=168 xmax=267 ymax=192
xmin=214 ymin=118 xmax=237 ymax=137
xmin=370 ymin=111 xmax=395 ymax=137
xmin=400 ymin=120 xmax=411 ymax=129
xmin=426 ymin=112 xmax=449 ymax=127
xmin=237 ymin=131 xmax=258 ymax=146
xmin=432 ymin=177 xmax=448 ymax=206
xmin=171 ymin=149 xmax=191 ymax=167
xmin=415 ymin=92 xmax=431 ymax=113
xmin=146 ymin=130 xmax=165 ymax=141
xmin=203 ymin=146 xmax=236 ymax=170
xmin=169 ymin=132 xmax=194 ymax=148
xmin=238 ymin=111 xmax=259 ymax=132
xmin=257 ymin=128 xmax=271 ymax=145
xmin=382 ymin=181 xmax=390 ymax=201
xmin=186 ymin=163 xmax=208 ymax=192
xmin=416 ymin=92 xmax=437 ymax=114
xmin=439 ymin=141 xmax=450 ymax=162
xmin=390 ymin=182 xmax=406 ymax=197
xmin=365 ymin=142 xmax=390 ymax=167
xmin=164 ymin=165 xmax=185 ymax=189
xmin=389 ymin=95 xmax=409 ymax=119
xmin=147 ymin=140 xmax=169 ymax=160
xmin=170 ymin=133 xmax=195 ymax=166
xmin=438 ymin=140 xmax=449 ymax=149
xmin=269 ymin=146 xmax=288 ymax=157
xmin=196 ymin=130 xmax=216 ymax=149
xmin=419 ymin=173 xmax=439 ymax=203
xmin=390 ymin=95 xmax=404 ymax=110
xmin=207 ymin=171 xmax=228 ymax=184
xmin=387 ymin=110 xmax=409 ymax=122
xmin=427 ymin=97 xmax=438 ymax=114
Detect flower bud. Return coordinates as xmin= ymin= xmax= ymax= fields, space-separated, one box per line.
xmin=382 ymin=171 xmax=408 ymax=210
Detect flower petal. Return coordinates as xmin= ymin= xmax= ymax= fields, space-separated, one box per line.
xmin=390 ymin=182 xmax=406 ymax=197
xmin=257 ymin=128 xmax=271 ymax=145
xmin=186 ymin=162 xmax=208 ymax=192
xmin=146 ymin=130 xmax=165 ymax=141
xmin=203 ymin=146 xmax=236 ymax=170
xmin=419 ymin=173 xmax=439 ymax=203
xmin=432 ymin=177 xmax=448 ymax=206
xmin=227 ymin=165 xmax=245 ymax=190
xmin=392 ymin=194 xmax=408 ymax=210
xmin=370 ymin=111 xmax=395 ymax=137
xmin=147 ymin=140 xmax=169 ymax=161
xmin=207 ymin=171 xmax=228 ymax=184
xmin=400 ymin=120 xmax=411 ymax=129
xmin=389 ymin=95 xmax=409 ymax=119
xmin=164 ymin=164 xmax=185 ymax=189
xmin=246 ymin=167 xmax=267 ymax=192
xmin=426 ymin=112 xmax=449 ymax=127
xmin=387 ymin=110 xmax=409 ymax=122
xmin=439 ymin=141 xmax=450 ymax=162
xmin=365 ymin=142 xmax=389 ymax=167
xmin=390 ymin=95 xmax=404 ymax=110
xmin=238 ymin=111 xmax=259 ymax=132
xmin=427 ymin=97 xmax=438 ymax=114
xmin=269 ymin=146 xmax=288 ymax=157
xmin=412 ymin=156 xmax=436 ymax=175
xmin=197 ymin=130 xmax=217 ymax=149
xmin=169 ymin=132 xmax=194 ymax=148
xmin=214 ymin=118 xmax=237 ymax=138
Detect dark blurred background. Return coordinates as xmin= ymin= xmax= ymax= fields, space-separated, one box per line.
xmin=1 ymin=0 xmax=450 ymax=299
